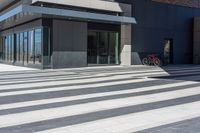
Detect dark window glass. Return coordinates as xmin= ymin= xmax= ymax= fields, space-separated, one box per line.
xmin=43 ymin=27 xmax=51 ymax=67
xmin=24 ymin=32 xmax=28 ymax=64
xmin=1 ymin=28 xmax=44 ymax=66
xmin=10 ymin=35 xmax=14 ymax=62
xmin=5 ymin=37 xmax=8 ymax=62
xmin=16 ymin=33 xmax=20 ymax=62
xmin=28 ymin=30 xmax=34 ymax=64
xmin=0 ymin=36 xmax=3 ymax=60
xmin=34 ymin=29 xmax=42 ymax=64
xmin=19 ymin=33 xmax=23 ymax=63
xmin=8 ymin=35 xmax=11 ymax=62
xmin=88 ymin=31 xmax=119 ymax=65
xmin=109 ymin=32 xmax=119 ymax=64
xmin=2 ymin=37 xmax=6 ymax=61
xmin=98 ymin=32 xmax=109 ymax=64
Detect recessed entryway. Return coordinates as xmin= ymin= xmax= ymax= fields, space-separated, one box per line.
xmin=87 ymin=30 xmax=120 ymax=65
xmin=164 ymin=39 xmax=173 ymax=65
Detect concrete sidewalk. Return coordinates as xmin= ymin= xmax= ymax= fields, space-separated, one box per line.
xmin=0 ymin=64 xmax=36 ymax=72
xmin=0 ymin=64 xmax=200 ymax=133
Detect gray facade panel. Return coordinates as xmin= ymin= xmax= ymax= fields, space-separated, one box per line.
xmin=53 ymin=20 xmax=87 ymax=52
xmin=52 ymin=20 xmax=87 ymax=68
xmin=116 ymin=0 xmax=196 ymax=65
xmin=52 ymin=51 xmax=87 ymax=68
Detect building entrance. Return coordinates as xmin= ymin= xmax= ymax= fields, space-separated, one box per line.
xmin=164 ymin=39 xmax=173 ymax=65
xmin=87 ymin=31 xmax=120 ymax=65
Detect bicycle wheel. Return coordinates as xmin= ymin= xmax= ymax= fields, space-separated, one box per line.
xmin=142 ymin=58 xmax=149 ymax=65
xmin=154 ymin=58 xmax=162 ymax=66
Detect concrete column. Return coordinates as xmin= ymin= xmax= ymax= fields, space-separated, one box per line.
xmin=119 ymin=3 xmax=132 ymax=66
xmin=120 ymin=24 xmax=132 ymax=66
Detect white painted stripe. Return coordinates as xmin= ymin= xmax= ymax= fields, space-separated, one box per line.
xmin=0 ymin=69 xmax=162 ymax=84
xmin=0 ymin=81 xmax=196 ymax=110
xmin=0 ymin=68 xmax=162 ymax=79
xmin=0 ymin=71 xmax=165 ymax=90
xmin=39 ymin=101 xmax=200 ymax=133
xmin=0 ymin=85 xmax=200 ymax=128
xmin=0 ymin=72 xmax=169 ymax=90
xmin=0 ymin=78 xmax=156 ymax=96
xmin=1 ymin=66 xmax=199 ymax=84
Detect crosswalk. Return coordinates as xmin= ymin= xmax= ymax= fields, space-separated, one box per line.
xmin=0 ymin=65 xmax=200 ymax=133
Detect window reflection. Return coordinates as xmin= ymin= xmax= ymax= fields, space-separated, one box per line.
xmin=43 ymin=27 xmax=51 ymax=67
xmin=16 ymin=33 xmax=20 ymax=62
xmin=34 ymin=29 xmax=42 ymax=64
xmin=24 ymin=32 xmax=28 ymax=64
xmin=28 ymin=30 xmax=34 ymax=64
xmin=88 ymin=31 xmax=119 ymax=65
xmin=0 ymin=35 xmax=15 ymax=63
xmin=0 ymin=36 xmax=3 ymax=60
xmin=10 ymin=35 xmax=14 ymax=62
xmin=19 ymin=33 xmax=23 ymax=63
xmin=5 ymin=37 xmax=8 ymax=62
xmin=0 ymin=27 xmax=50 ymax=67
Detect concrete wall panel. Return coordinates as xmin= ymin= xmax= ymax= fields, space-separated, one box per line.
xmin=52 ymin=20 xmax=87 ymax=68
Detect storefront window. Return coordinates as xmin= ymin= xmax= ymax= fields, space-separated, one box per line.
xmin=7 ymin=36 xmax=10 ymax=62
xmin=5 ymin=37 xmax=8 ymax=62
xmin=88 ymin=31 xmax=119 ymax=65
xmin=0 ymin=36 xmax=3 ymax=60
xmin=24 ymin=32 xmax=28 ymax=65
xmin=43 ymin=27 xmax=51 ymax=67
xmin=10 ymin=35 xmax=14 ymax=62
xmin=0 ymin=27 xmax=50 ymax=68
xmin=16 ymin=33 xmax=20 ymax=62
xmin=19 ymin=33 xmax=23 ymax=63
xmin=28 ymin=30 xmax=34 ymax=64
xmin=34 ymin=29 xmax=42 ymax=64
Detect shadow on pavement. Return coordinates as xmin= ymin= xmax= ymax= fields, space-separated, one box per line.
xmin=151 ymin=65 xmax=200 ymax=82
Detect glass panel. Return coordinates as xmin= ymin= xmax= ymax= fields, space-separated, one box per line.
xmin=10 ymin=35 xmax=14 ymax=63
xmin=98 ymin=32 xmax=109 ymax=64
xmin=28 ymin=30 xmax=34 ymax=64
xmin=1 ymin=37 xmax=5 ymax=61
xmin=8 ymin=35 xmax=10 ymax=62
xmin=87 ymin=31 xmax=119 ymax=65
xmin=109 ymin=32 xmax=119 ymax=64
xmin=43 ymin=27 xmax=51 ymax=67
xmin=88 ymin=31 xmax=98 ymax=64
xmin=16 ymin=33 xmax=20 ymax=62
xmin=23 ymin=32 xmax=28 ymax=64
xmin=164 ymin=39 xmax=173 ymax=64
xmin=19 ymin=33 xmax=23 ymax=63
xmin=5 ymin=36 xmax=8 ymax=62
xmin=34 ymin=29 xmax=42 ymax=64
xmin=0 ymin=36 xmax=3 ymax=61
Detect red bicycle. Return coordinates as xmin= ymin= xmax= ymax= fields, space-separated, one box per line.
xmin=142 ymin=54 xmax=162 ymax=66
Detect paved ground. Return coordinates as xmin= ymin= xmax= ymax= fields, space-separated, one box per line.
xmin=0 ymin=64 xmax=36 ymax=72
xmin=0 ymin=64 xmax=200 ymax=133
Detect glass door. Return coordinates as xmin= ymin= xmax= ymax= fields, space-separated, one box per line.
xmin=109 ymin=32 xmax=119 ymax=64
xmin=88 ymin=32 xmax=98 ymax=64
xmin=164 ymin=39 xmax=173 ymax=65
xmin=98 ymin=32 xmax=109 ymax=64
xmin=88 ymin=31 xmax=119 ymax=65
xmin=24 ymin=32 xmax=28 ymax=65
